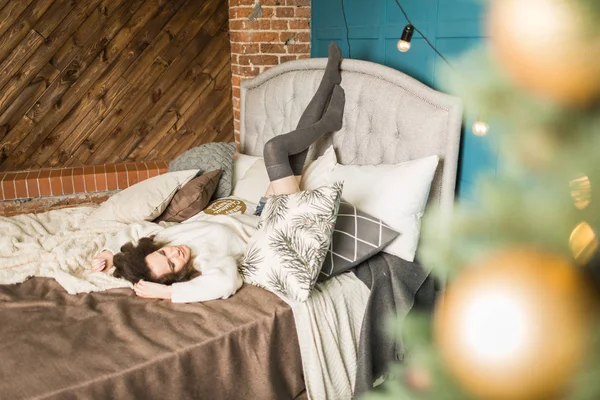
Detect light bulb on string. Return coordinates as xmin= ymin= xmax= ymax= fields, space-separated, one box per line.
xmin=472 ymin=120 xmax=489 ymax=136
xmin=397 ymin=24 xmax=414 ymax=52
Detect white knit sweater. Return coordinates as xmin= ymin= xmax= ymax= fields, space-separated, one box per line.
xmin=103 ymin=214 xmax=257 ymax=303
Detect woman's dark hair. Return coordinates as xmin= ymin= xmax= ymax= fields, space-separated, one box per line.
xmin=113 ymin=236 xmax=197 ymax=285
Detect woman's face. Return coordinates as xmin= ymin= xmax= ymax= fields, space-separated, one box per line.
xmin=145 ymin=245 xmax=191 ymax=278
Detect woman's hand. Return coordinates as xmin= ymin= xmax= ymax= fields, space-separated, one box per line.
xmin=133 ymin=280 xmax=173 ymax=300
xmin=92 ymin=250 xmax=114 ymax=273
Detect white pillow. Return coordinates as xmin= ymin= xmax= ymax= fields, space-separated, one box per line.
xmin=90 ymin=170 xmax=198 ymax=223
xmin=232 ymin=146 xmax=337 ymax=203
xmin=331 ymin=155 xmax=439 ymax=262
xmin=300 ymin=145 xmax=337 ymax=190
xmin=232 ymin=155 xmax=270 ymax=204
xmin=233 ymin=153 xmax=261 ymax=185
xmin=240 ymin=182 xmax=343 ymax=302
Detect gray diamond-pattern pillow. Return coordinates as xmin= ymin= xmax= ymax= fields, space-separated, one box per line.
xmin=169 ymin=142 xmax=235 ymax=200
xmin=319 ymin=200 xmax=399 ymax=280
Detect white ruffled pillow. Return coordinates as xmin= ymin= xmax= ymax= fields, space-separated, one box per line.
xmin=90 ymin=170 xmax=198 ymax=223
xmin=232 ymin=146 xmax=337 ymax=203
xmin=240 ymin=182 xmax=343 ymax=303
xmin=331 ymin=155 xmax=439 ymax=262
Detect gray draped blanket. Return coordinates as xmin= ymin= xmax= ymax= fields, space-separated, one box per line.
xmin=352 ymin=252 xmax=436 ymax=395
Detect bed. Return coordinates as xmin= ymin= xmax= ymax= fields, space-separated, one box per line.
xmin=0 ymin=58 xmax=462 ymax=400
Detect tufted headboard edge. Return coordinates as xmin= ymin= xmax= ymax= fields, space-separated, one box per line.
xmin=239 ymin=58 xmax=463 ymax=224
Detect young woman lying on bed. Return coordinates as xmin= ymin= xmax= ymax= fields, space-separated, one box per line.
xmin=92 ymin=42 xmax=346 ymax=303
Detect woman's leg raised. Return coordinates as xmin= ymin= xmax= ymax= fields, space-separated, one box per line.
xmin=264 ymin=84 xmax=345 ymax=196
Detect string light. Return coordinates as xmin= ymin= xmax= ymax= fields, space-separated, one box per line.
xmin=392 ymin=0 xmax=452 ymax=68
xmin=472 ymin=120 xmax=490 ymax=136
xmin=397 ymin=24 xmax=414 ymax=52
xmin=570 ymin=175 xmax=591 ymax=210
xmin=569 ymin=221 xmax=598 ymax=265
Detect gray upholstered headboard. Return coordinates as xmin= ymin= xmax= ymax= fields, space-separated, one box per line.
xmin=239 ymin=58 xmax=462 ymax=220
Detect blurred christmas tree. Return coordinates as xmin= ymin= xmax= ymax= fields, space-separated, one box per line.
xmin=366 ymin=0 xmax=600 ymax=399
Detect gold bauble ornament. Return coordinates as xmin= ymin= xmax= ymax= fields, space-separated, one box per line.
xmin=488 ymin=0 xmax=600 ymax=106
xmin=434 ymin=248 xmax=593 ymax=400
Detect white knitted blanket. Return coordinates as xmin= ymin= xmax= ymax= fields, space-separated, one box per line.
xmin=0 ymin=206 xmax=132 ymax=293
xmin=289 ymin=273 xmax=370 ymax=400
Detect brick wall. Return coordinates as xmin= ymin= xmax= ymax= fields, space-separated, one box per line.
xmin=228 ymin=0 xmax=311 ymax=146
xmin=0 ymin=162 xmax=168 ymax=216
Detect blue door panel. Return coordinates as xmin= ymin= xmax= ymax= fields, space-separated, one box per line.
xmin=311 ymin=0 xmax=495 ymax=200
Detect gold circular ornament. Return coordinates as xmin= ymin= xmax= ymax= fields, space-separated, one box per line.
xmin=435 ymin=248 xmax=592 ymax=400
xmin=488 ymin=0 xmax=600 ymax=106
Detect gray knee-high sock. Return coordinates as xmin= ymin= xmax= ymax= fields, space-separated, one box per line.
xmin=288 ymin=42 xmax=342 ymax=176
xmin=264 ymin=85 xmax=345 ymax=182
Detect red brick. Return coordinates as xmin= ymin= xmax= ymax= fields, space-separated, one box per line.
xmin=2 ymin=173 xmax=17 ymax=200
xmin=260 ymin=7 xmax=275 ymax=18
xmin=115 ymin=163 xmax=128 ymax=189
xmin=295 ymin=32 xmax=310 ymax=43
xmin=260 ymin=43 xmax=287 ymax=53
xmin=49 ymin=169 xmax=63 ymax=196
xmin=275 ymin=7 xmax=295 ymax=17
xmin=61 ymin=168 xmax=75 ymax=195
xmin=230 ymin=43 xmax=260 ymax=54
xmin=243 ymin=19 xmax=260 ymax=30
xmin=258 ymin=20 xmax=271 ymax=30
xmin=233 ymin=108 xmax=241 ymax=120
xmin=83 ymin=166 xmax=96 ymax=193
xmin=261 ymin=0 xmax=283 ymax=5
xmin=295 ymin=7 xmax=311 ymax=18
xmin=231 ymin=75 xmax=242 ymax=88
xmin=72 ymin=167 xmax=85 ymax=193
xmin=237 ymin=54 xmax=279 ymax=66
xmin=279 ymin=55 xmax=299 ymax=63
xmin=14 ymin=172 xmax=28 ymax=199
xmin=231 ymin=65 xmax=260 ymax=77
xmin=286 ymin=43 xmax=310 ymax=53
xmin=232 ymin=85 xmax=240 ymax=98
xmin=147 ymin=162 xmax=160 ymax=178
xmin=280 ymin=32 xmax=295 ymax=43
xmin=270 ymin=20 xmax=288 ymax=30
xmin=230 ymin=31 xmax=280 ymax=43
xmin=286 ymin=0 xmax=310 ymax=6
xmin=234 ymin=119 xmax=240 ymax=131
xmin=229 ymin=20 xmax=246 ymax=31
xmin=38 ymin=170 xmax=52 ymax=197
xmin=229 ymin=7 xmax=255 ymax=20
xmin=139 ymin=162 xmax=150 ymax=181
xmin=125 ymin=163 xmax=140 ymax=186
xmin=229 ymin=0 xmax=255 ymax=6
xmin=289 ymin=19 xmax=310 ymax=29
xmin=232 ymin=97 xmax=241 ymax=109
xmin=94 ymin=165 xmax=107 ymax=191
xmin=156 ymin=161 xmax=168 ymax=172
xmin=25 ymin=171 xmax=41 ymax=198
xmin=105 ymin=164 xmax=118 ymax=191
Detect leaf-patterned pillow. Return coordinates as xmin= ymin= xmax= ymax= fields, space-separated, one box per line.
xmin=240 ymin=182 xmax=343 ymax=302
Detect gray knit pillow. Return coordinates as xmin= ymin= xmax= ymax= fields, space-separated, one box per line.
xmin=169 ymin=142 xmax=236 ymax=199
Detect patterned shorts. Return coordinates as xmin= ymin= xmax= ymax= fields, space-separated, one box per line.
xmin=254 ymin=196 xmax=268 ymax=216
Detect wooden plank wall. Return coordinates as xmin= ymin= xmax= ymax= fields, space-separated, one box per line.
xmin=0 ymin=0 xmax=233 ymax=172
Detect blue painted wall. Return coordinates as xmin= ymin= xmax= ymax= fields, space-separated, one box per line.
xmin=311 ymin=0 xmax=497 ymax=199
